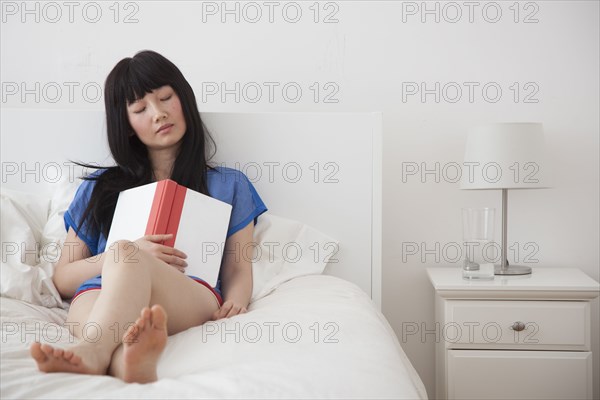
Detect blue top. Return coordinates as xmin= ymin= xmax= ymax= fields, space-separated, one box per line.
xmin=64 ymin=166 xmax=268 ymax=257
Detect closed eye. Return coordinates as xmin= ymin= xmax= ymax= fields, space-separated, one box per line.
xmin=133 ymin=107 xmax=146 ymax=114
xmin=161 ymin=94 xmax=173 ymax=101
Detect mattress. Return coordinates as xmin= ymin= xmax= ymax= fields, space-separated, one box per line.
xmin=1 ymin=274 xmax=427 ymax=399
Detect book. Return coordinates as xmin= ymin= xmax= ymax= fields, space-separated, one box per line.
xmin=105 ymin=179 xmax=232 ymax=286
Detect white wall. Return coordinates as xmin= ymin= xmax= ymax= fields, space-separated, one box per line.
xmin=2 ymin=1 xmax=598 ymax=398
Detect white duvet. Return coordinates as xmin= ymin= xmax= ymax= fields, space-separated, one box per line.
xmin=1 ymin=275 xmax=427 ymax=399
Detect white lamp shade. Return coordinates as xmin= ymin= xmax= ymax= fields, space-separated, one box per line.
xmin=460 ymin=123 xmax=550 ymax=190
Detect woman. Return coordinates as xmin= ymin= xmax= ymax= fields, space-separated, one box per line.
xmin=30 ymin=50 xmax=267 ymax=383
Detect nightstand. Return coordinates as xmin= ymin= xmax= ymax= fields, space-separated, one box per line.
xmin=426 ymin=267 xmax=600 ymax=400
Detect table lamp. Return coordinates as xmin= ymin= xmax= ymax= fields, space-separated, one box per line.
xmin=460 ymin=123 xmax=550 ymax=275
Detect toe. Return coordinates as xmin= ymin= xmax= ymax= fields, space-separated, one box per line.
xmin=30 ymin=342 xmax=47 ymax=363
xmin=40 ymin=344 xmax=54 ymax=356
xmin=123 ymin=324 xmax=139 ymax=344
xmin=150 ymin=304 xmax=167 ymax=330
xmin=53 ymin=347 xmax=64 ymax=358
xmin=63 ymin=350 xmax=74 ymax=361
xmin=70 ymin=353 xmax=82 ymax=365
xmin=141 ymin=307 xmax=152 ymax=325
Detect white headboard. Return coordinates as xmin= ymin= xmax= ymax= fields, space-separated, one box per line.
xmin=0 ymin=109 xmax=382 ymax=309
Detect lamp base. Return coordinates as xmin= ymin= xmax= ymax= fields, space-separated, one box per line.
xmin=494 ymin=265 xmax=532 ymax=275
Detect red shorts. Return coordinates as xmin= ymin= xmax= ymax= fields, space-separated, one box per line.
xmin=72 ymin=275 xmax=223 ymax=306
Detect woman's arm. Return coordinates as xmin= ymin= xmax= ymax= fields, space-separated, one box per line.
xmin=52 ymin=227 xmax=106 ymax=298
xmin=213 ymin=221 xmax=254 ymax=319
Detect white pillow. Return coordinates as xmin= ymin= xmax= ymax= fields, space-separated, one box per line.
xmin=40 ymin=175 xmax=80 ymax=264
xmin=42 ymin=177 xmax=338 ymax=303
xmin=250 ymin=214 xmax=339 ymax=301
xmin=0 ymin=188 xmax=63 ymax=308
xmin=40 ymin=175 xmax=339 ymax=302
xmin=1 ymin=177 xmax=338 ymax=307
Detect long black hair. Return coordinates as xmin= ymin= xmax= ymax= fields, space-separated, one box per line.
xmin=72 ymin=50 xmax=217 ymax=242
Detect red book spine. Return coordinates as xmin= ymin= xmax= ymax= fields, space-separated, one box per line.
xmin=145 ymin=180 xmax=179 ymax=244
xmin=164 ymin=184 xmax=186 ymax=247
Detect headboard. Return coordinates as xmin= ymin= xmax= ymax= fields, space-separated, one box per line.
xmin=0 ymin=109 xmax=382 ymax=309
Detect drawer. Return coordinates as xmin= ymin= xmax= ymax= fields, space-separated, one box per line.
xmin=443 ymin=300 xmax=589 ymax=350
xmin=447 ymin=350 xmax=593 ymax=400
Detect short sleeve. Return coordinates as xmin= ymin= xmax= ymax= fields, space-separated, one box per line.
xmin=63 ymin=171 xmax=104 ymax=255
xmin=207 ymin=167 xmax=268 ymax=238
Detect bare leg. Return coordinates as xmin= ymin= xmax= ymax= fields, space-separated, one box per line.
xmin=31 ymin=240 xmax=220 ymax=382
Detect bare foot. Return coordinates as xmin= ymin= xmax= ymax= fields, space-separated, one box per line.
xmin=121 ymin=304 xmax=168 ymax=383
xmin=30 ymin=341 xmax=109 ymax=375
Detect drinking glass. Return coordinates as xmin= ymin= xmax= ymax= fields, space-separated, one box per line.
xmin=462 ymin=208 xmax=495 ymax=280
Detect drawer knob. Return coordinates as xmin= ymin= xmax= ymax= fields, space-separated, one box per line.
xmin=510 ymin=321 xmax=526 ymax=332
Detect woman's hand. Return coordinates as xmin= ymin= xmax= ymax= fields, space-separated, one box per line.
xmin=212 ymin=222 xmax=254 ymax=321
xmin=211 ymin=300 xmax=248 ymax=320
xmin=133 ymin=233 xmax=188 ymax=272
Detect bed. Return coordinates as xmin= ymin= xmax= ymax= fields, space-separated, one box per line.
xmin=0 ymin=109 xmax=427 ymax=399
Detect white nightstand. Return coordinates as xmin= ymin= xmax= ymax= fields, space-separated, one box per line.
xmin=427 ymin=267 xmax=600 ymax=400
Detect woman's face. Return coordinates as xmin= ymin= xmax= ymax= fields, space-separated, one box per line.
xmin=126 ymin=85 xmax=187 ymax=152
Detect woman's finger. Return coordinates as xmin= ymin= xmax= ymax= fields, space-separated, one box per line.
xmin=159 ymin=254 xmax=187 ymax=268
xmin=168 ymin=254 xmax=188 ymax=267
xmin=143 ymin=233 xmax=173 ymax=243
xmin=218 ymin=302 xmax=234 ymax=319
xmin=156 ymin=244 xmax=187 ymax=260
xmin=226 ymin=305 xmax=241 ymax=318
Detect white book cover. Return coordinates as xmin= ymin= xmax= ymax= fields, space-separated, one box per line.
xmin=105 ymin=180 xmax=232 ymax=286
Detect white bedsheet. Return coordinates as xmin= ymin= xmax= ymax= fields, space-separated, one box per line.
xmin=1 ymin=275 xmax=427 ymax=399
